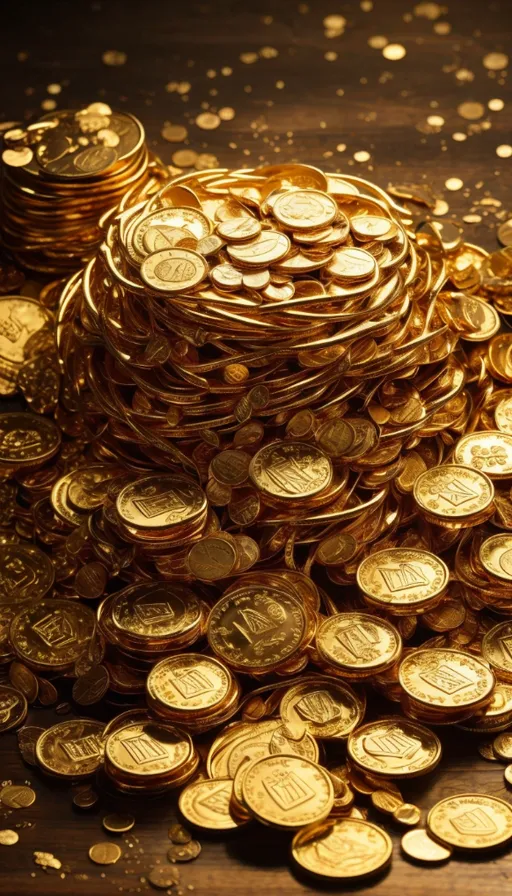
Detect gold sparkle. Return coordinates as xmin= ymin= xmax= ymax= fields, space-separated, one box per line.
xmin=219 ymin=107 xmax=235 ymax=121
xmin=47 ymin=83 xmax=61 ymax=95
xmin=240 ymin=52 xmax=258 ymax=65
xmin=455 ymin=68 xmax=475 ymax=83
xmin=354 ymin=150 xmax=371 ymax=162
xmin=196 ymin=112 xmax=221 ymax=130
xmin=427 ymin=114 xmax=445 ymax=127
xmin=414 ymin=2 xmax=443 ymax=19
xmin=445 ymin=177 xmax=464 ymax=191
xmin=434 ymin=22 xmax=451 ymax=35
xmin=483 ymin=52 xmax=509 ymax=71
xmin=433 ymin=199 xmax=449 ymax=215
xmin=276 ymin=80 xmax=285 ymax=89
xmin=496 ymin=144 xmax=512 ymax=159
xmin=368 ymin=35 xmax=388 ymax=49
xmin=382 ymin=43 xmax=407 ymax=61
xmin=489 ymin=98 xmax=505 ymax=111
xmin=102 ymin=50 xmax=127 ymax=66
xmin=452 ymin=132 xmax=468 ymax=141
xmin=325 ymin=51 xmax=338 ymax=62
xmin=336 ymin=143 xmax=347 ymax=152
xmin=457 ymin=101 xmax=485 ymax=121
xmin=41 ymin=99 xmax=57 ymax=111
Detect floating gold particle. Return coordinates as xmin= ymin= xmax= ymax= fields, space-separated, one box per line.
xmin=323 ymin=14 xmax=346 ymax=29
xmin=354 ymin=150 xmax=371 ymax=162
xmin=455 ymin=68 xmax=475 ymax=83
xmin=41 ymin=99 xmax=56 ymax=112
xmin=497 ymin=145 xmax=512 ymax=159
xmin=433 ymin=198 xmax=449 ymax=215
xmin=196 ymin=112 xmax=221 ymax=130
xmin=171 ymin=149 xmax=198 ymax=168
xmin=434 ymin=22 xmax=451 ymax=35
xmin=489 ymin=98 xmax=505 ymax=111
xmin=240 ymin=52 xmax=258 ymax=64
xmin=195 ymin=152 xmax=219 ymax=170
xmin=368 ymin=35 xmax=388 ymax=49
xmin=483 ymin=52 xmax=509 ymax=71
xmin=161 ymin=123 xmax=188 ymax=143
xmin=260 ymin=46 xmax=278 ymax=58
xmin=414 ymin=2 xmax=443 ymax=18
xmin=452 ymin=132 xmax=467 ymax=142
xmin=47 ymin=83 xmax=61 ymax=95
xmin=336 ymin=143 xmax=347 ymax=152
xmin=458 ymin=101 xmax=485 ymax=121
xmin=102 ymin=50 xmax=127 ymax=66
xmin=219 ymin=107 xmax=235 ymax=121
xmin=325 ymin=51 xmax=338 ymax=62
xmin=382 ymin=44 xmax=406 ymax=61
xmin=0 ymin=830 xmax=19 ymax=846
xmin=361 ymin=0 xmax=373 ymax=10
xmin=103 ymin=813 xmax=135 ymax=833
xmin=427 ymin=114 xmax=445 ymax=128
xmin=445 ymin=177 xmax=464 ymax=191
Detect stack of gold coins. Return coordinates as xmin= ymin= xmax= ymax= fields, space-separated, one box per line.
xmin=104 ymin=717 xmax=199 ymax=794
xmin=146 ymin=654 xmax=241 ymax=732
xmin=314 ymin=612 xmax=403 ymax=680
xmin=0 ymin=103 xmax=165 ymax=274
xmin=398 ymin=648 xmax=496 ymax=725
xmin=36 ymin=719 xmax=106 ymax=779
xmin=413 ymin=464 xmax=495 ymax=528
xmin=278 ymin=675 xmax=365 ymax=740
xmin=356 ymin=549 xmax=450 ymax=616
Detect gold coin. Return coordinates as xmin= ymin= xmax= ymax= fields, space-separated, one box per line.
xmin=454 ymin=431 xmax=512 ymax=478
xmin=249 ymin=440 xmax=332 ymax=500
xmin=17 ymin=725 xmax=44 ymax=766
xmin=88 ymin=842 xmax=122 ymax=865
xmin=348 ymin=716 xmax=441 ymax=777
xmin=279 ymin=678 xmax=365 ymax=739
xmin=399 ymin=648 xmax=495 ymax=712
xmin=401 ymin=828 xmax=452 ymax=863
xmin=207 ymin=584 xmax=307 ymax=672
xmin=393 ymin=803 xmax=421 ymax=826
xmin=217 ymin=217 xmax=261 ymax=241
xmin=327 ymin=247 xmax=377 ymax=281
xmin=0 ymin=784 xmax=36 ymax=808
xmin=105 ymin=721 xmax=192 ymax=779
xmin=371 ymin=790 xmax=403 ymax=814
xmin=141 ymin=248 xmax=208 ymax=293
xmin=0 ymin=412 xmax=61 ymax=466
xmin=482 ymin=622 xmax=512 ymax=681
xmin=351 ymin=215 xmax=397 ymax=241
xmin=8 ymin=661 xmax=39 ymax=703
xmin=505 ymin=765 xmax=512 ymax=786
xmin=315 ymin=419 xmax=355 ymax=458
xmin=493 ymin=733 xmax=512 ymax=761
xmin=227 ymin=230 xmax=291 ymax=266
xmin=479 ymin=534 xmax=512 ymax=581
xmin=167 ymin=840 xmax=201 ymax=862
xmin=147 ymin=654 xmax=233 ymax=716
xmin=316 ymin=533 xmax=358 ymax=565
xmin=242 ymin=754 xmax=334 ymax=828
xmin=427 ymin=794 xmax=512 ymax=851
xmin=147 ymin=866 xmax=180 ymax=889
xmin=413 ymin=464 xmax=494 ymax=520
xmin=357 ymin=548 xmax=449 ymax=613
xmin=116 ymin=475 xmax=206 ymax=530
xmin=272 ymin=190 xmax=337 ymax=230
xmin=315 ymin=612 xmax=401 ymax=676
xmin=108 ymin=580 xmax=202 ymax=643
xmin=495 ymin=396 xmax=512 ymax=434
xmin=168 ymin=823 xmax=191 ymax=844
xmin=211 ymin=263 xmax=243 ymax=289
xmin=179 ymin=778 xmax=243 ymax=830
xmin=187 ymin=535 xmax=237 ymax=581
xmin=498 ymin=219 xmax=512 ymax=248
xmin=36 ymin=719 xmax=105 ymax=778
xmin=102 ymin=813 xmax=135 ymax=833
xmin=10 ymin=599 xmax=97 ymax=671
xmin=291 ymin=817 xmax=392 ymax=879
xmin=211 ymin=449 xmax=251 ymax=486
xmin=72 ymin=665 xmax=110 ymax=705
xmin=0 ymin=830 xmax=19 ymax=846
xmin=73 ymin=788 xmax=99 ymax=809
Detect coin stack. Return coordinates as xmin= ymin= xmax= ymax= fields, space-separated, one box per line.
xmin=0 ymin=103 xmax=166 ymax=274
xmin=104 ymin=717 xmax=199 ymax=794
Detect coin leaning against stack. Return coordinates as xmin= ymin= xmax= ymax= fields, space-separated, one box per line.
xmin=0 ymin=103 xmax=167 ymax=274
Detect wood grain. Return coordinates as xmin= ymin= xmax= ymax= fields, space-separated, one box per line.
xmin=1 ymin=0 xmax=512 ymax=893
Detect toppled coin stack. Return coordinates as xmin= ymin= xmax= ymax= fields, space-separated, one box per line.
xmin=4 ymin=162 xmax=512 ymax=882
xmin=0 ymin=103 xmax=166 ymax=274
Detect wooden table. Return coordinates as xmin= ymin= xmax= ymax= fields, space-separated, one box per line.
xmin=1 ymin=0 xmax=512 ymax=893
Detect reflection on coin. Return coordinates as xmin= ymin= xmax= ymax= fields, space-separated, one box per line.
xmin=141 ymin=248 xmax=208 ymax=293
xmin=428 ymin=794 xmax=512 ymax=850
xmin=357 ymin=548 xmax=449 ymax=613
xmin=291 ymin=817 xmax=392 ymax=879
xmin=454 ymin=431 xmax=512 ymax=478
xmin=348 ymin=716 xmax=441 ymax=778
xmin=147 ymin=654 xmax=233 ymax=716
xmin=179 ymin=778 xmax=243 ymax=830
xmin=147 ymin=866 xmax=180 ymax=889
xmin=482 ymin=622 xmax=512 ymax=682
xmin=401 ymin=828 xmax=452 ymax=863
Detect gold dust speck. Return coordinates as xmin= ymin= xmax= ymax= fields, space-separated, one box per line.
xmin=0 ymin=830 xmax=19 ymax=846
xmin=354 ymin=150 xmax=371 ymax=162
xmin=489 ymin=98 xmax=505 ymax=111
xmin=161 ymin=123 xmax=188 ymax=143
xmin=47 ymin=84 xmax=61 ymax=95
xmin=240 ymin=52 xmax=258 ymax=65
xmin=102 ymin=50 xmax=127 ymax=67
xmin=382 ymin=44 xmax=406 ymax=61
xmin=452 ymin=132 xmax=468 ymax=142
xmin=445 ymin=177 xmax=464 ymax=191
xmin=483 ymin=52 xmax=509 ymax=71
xmin=427 ymin=115 xmax=445 ymax=127
xmin=458 ymin=101 xmax=486 ymax=121
xmin=368 ymin=35 xmax=388 ymax=49
xmin=434 ymin=22 xmax=451 ymax=35
xmin=325 ymin=51 xmax=338 ymax=62
xmin=196 ymin=112 xmax=221 ymax=130
xmin=496 ymin=145 xmax=512 ymax=159
xmin=218 ymin=107 xmax=235 ymax=121
xmin=414 ymin=2 xmax=444 ymax=19
xmin=41 ymin=99 xmax=56 ymax=112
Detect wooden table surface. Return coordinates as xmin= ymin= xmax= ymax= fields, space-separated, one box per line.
xmin=1 ymin=1 xmax=512 ymax=894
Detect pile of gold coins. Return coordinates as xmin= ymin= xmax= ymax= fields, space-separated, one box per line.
xmin=0 ymin=103 xmax=166 ymax=274
xmin=4 ymin=159 xmax=512 ymax=881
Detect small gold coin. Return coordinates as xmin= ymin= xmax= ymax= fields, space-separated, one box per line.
xmin=399 ymin=648 xmax=495 ymax=712
xmin=73 ymin=664 xmax=110 ymax=706
xmin=505 ymin=766 xmax=512 ymax=787
xmin=211 ymin=263 xmax=243 ymax=289
xmin=88 ymin=842 xmax=122 ymax=865
xmin=357 ymin=548 xmax=449 ymax=613
xmin=116 ymin=475 xmax=206 ymax=530
xmin=242 ymin=755 xmax=334 ymax=829
xmin=179 ymin=779 xmax=242 ymax=830
xmin=495 ymin=396 xmax=512 ymax=434
xmin=272 ymin=190 xmax=337 ymax=230
xmin=371 ymin=790 xmax=403 ymax=814
xmin=348 ymin=717 xmax=441 ymax=778
xmin=0 ymin=412 xmax=61 ymax=466
xmin=498 ymin=219 xmax=512 ymax=248
xmin=0 ymin=830 xmax=19 ymax=846
xmin=493 ymin=733 xmax=512 ymax=761
xmin=427 ymin=794 xmax=512 ymax=850
xmin=227 ymin=230 xmax=291 ymax=266
xmin=413 ymin=464 xmax=494 ymax=520
xmin=393 ymin=803 xmax=421 ymax=826
xmin=148 ymin=866 xmax=180 ymax=889
xmin=327 ymin=246 xmax=377 ymax=281
xmin=141 ymin=248 xmax=208 ymax=293
xmin=147 ymin=654 xmax=233 ymax=716
xmin=167 ymin=840 xmax=201 ymax=862
xmin=168 ymin=823 xmax=192 ymax=844
xmin=401 ymin=828 xmax=452 ymax=863
xmin=0 ymin=784 xmax=36 ymax=808
xmin=36 ymin=719 xmax=105 ymax=778
xmin=482 ymin=622 xmax=512 ymax=681
xmin=73 ymin=788 xmax=99 ymax=809
xmin=0 ymin=544 xmax=54 ymax=606
xmin=351 ymin=215 xmax=397 ymax=241
xmin=454 ymin=431 xmax=512 ymax=478
xmin=479 ymin=534 xmax=512 ymax=581
xmin=102 ymin=813 xmax=135 ymax=833
xmin=279 ymin=678 xmax=364 ymax=739
xmin=0 ymin=684 xmax=27 ymax=732
xmin=187 ymin=535 xmax=237 ymax=581
xmin=291 ymin=817 xmax=392 ymax=879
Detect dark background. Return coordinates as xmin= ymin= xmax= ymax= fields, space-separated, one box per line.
xmin=1 ymin=1 xmax=512 ymax=894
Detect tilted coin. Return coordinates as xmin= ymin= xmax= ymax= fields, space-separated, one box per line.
xmin=427 ymin=794 xmax=512 ymax=851
xmin=116 ymin=475 xmax=206 ymax=530
xmin=291 ymin=817 xmax=392 ymax=879
xmin=167 ymin=840 xmax=201 ymax=862
xmin=413 ymin=465 xmax=495 ymax=521
xmin=327 ymin=246 xmax=377 ymax=281
xmin=348 ymin=716 xmax=442 ymax=778
xmin=179 ymin=778 xmax=243 ymax=830
xmin=72 ymin=664 xmax=110 ymax=705
xmin=0 ymin=784 xmax=36 ymax=808
xmin=0 ymin=412 xmax=61 ymax=466
xmin=147 ymin=866 xmax=180 ymax=889
xmin=187 ymin=535 xmax=238 ymax=581
xmin=492 ymin=733 xmax=512 ymax=761
xmin=141 ymin=248 xmax=208 ymax=294
xmin=0 ymin=684 xmax=27 ymax=732
xmin=73 ymin=787 xmax=99 ymax=809
xmin=399 ymin=648 xmax=495 ymax=712
xmin=105 ymin=720 xmax=192 ymax=779
xmin=0 ymin=543 xmax=54 ymax=606
xmin=217 ymin=217 xmax=261 ymax=241
xmin=168 ymin=823 xmax=192 ymax=844
xmin=17 ymin=725 xmax=44 ymax=766
xmin=36 ymin=719 xmax=105 ymax=777
xmin=147 ymin=654 xmax=234 ymax=717
xmin=272 ymin=190 xmax=337 ymax=230
xmin=393 ymin=803 xmax=422 ymax=826
xmin=357 ymin=548 xmax=449 ymax=614
xmin=479 ymin=534 xmax=512 ymax=582
xmin=401 ymin=828 xmax=452 ymax=863
xmin=8 ymin=661 xmax=39 ymax=703
xmin=454 ymin=431 xmax=512 ymax=478
xmin=88 ymin=842 xmax=122 ymax=865
xmin=103 ymin=813 xmax=135 ymax=833
xmin=242 ymin=754 xmax=334 ymax=829
xmin=227 ymin=230 xmax=291 ymax=266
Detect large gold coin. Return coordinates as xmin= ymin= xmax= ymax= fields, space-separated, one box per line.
xmin=454 ymin=431 xmax=512 ymax=478
xmin=479 ymin=534 xmax=512 ymax=581
xmin=279 ymin=678 xmax=364 ymax=739
xmin=401 ymin=828 xmax=452 ymax=863
xmin=147 ymin=654 xmax=233 ymax=716
xmin=116 ymin=475 xmax=206 ymax=530
xmin=36 ymin=719 xmax=105 ymax=777
xmin=141 ymin=248 xmax=208 ymax=294
xmin=249 ymin=441 xmax=332 ymax=500
xmin=0 ymin=412 xmax=61 ymax=466
xmin=105 ymin=721 xmax=192 ymax=779
xmin=179 ymin=778 xmax=244 ymax=830
xmin=242 ymin=754 xmax=334 ymax=829
xmin=413 ymin=464 xmax=494 ymax=520
xmin=187 ymin=535 xmax=238 ymax=581
xmin=482 ymin=622 xmax=512 ymax=682
xmin=427 ymin=794 xmax=512 ymax=851
xmin=347 ymin=716 xmax=442 ymax=778
xmin=291 ymin=817 xmax=392 ymax=879
xmin=0 ymin=297 xmax=53 ymax=396
xmin=0 ymin=543 xmax=54 ymax=606
xmin=399 ymin=648 xmax=495 ymax=711
xmin=0 ymin=685 xmax=28 ymax=733
xmin=315 ymin=612 xmax=401 ymax=676
xmin=272 ymin=190 xmax=337 ymax=230
xmin=357 ymin=548 xmax=448 ymax=613
xmin=109 ymin=581 xmax=202 ymax=642
xmin=10 ymin=599 xmax=97 ymax=671
xmin=227 ymin=230 xmax=291 ymax=266
xmin=132 ymin=207 xmax=212 ymax=257
xmin=326 ymin=247 xmax=377 ymax=281
xmin=207 ymin=585 xmax=307 ymax=672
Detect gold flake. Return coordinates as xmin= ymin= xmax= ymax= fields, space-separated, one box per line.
xmin=41 ymin=99 xmax=56 ymax=112
xmin=219 ymin=107 xmax=235 ymax=121
xmin=445 ymin=177 xmax=464 ymax=191
xmin=336 ymin=143 xmax=347 ymax=152
xmin=452 ymin=132 xmax=468 ymax=141
xmin=161 ymin=123 xmax=188 ymax=142
xmin=368 ymin=35 xmax=388 ymax=49
xmin=102 ymin=50 xmax=127 ymax=66
xmin=0 ymin=830 xmax=18 ymax=846
xmin=489 ymin=98 xmax=505 ymax=111
xmin=354 ymin=150 xmax=371 ymax=162
xmin=221 ymin=67 xmax=233 ymax=76
xmin=496 ymin=145 xmax=512 ymax=159
xmin=240 ymin=52 xmax=258 ymax=65
xmin=276 ymin=80 xmax=285 ymax=89
xmin=196 ymin=112 xmax=221 ymax=130
xmin=455 ymin=68 xmax=475 ymax=83
xmin=434 ymin=22 xmax=451 ymax=35
xmin=382 ymin=44 xmax=407 ymax=61
xmin=260 ymin=46 xmax=278 ymax=59
xmin=433 ymin=198 xmax=449 ymax=215
xmin=47 ymin=84 xmax=61 ymax=95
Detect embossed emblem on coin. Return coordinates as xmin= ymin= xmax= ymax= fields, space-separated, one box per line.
xmin=0 ymin=412 xmax=61 ymax=465
xmin=316 ymin=612 xmax=402 ymax=674
xmin=399 ymin=648 xmax=495 ymax=710
xmin=413 ymin=464 xmax=494 ymax=519
xmin=272 ymin=190 xmax=337 ymax=230
xmin=0 ymin=544 xmax=54 ymax=606
xmin=454 ymin=431 xmax=512 ymax=478
xmin=116 ymin=475 xmax=206 ymax=529
xmin=242 ymin=754 xmax=334 ymax=828
xmin=357 ymin=549 xmax=449 ymax=612
xmin=427 ymin=794 xmax=512 ymax=850
xmin=292 ymin=817 xmax=392 ymax=879
xmin=249 ymin=441 xmax=332 ymax=500
xmin=141 ymin=248 xmax=207 ymax=293
xmin=348 ymin=716 xmax=442 ymax=777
